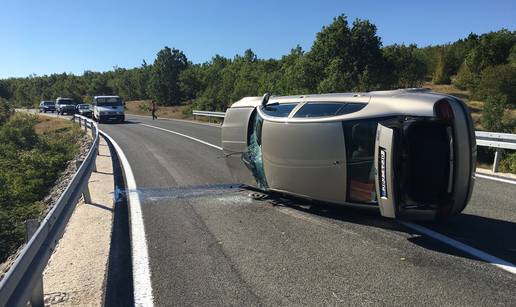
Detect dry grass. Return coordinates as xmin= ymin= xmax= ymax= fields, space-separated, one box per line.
xmin=125 ymin=100 xmax=191 ymax=120
xmin=125 ymin=100 xmax=224 ymax=124
xmin=34 ymin=116 xmax=76 ymax=135
xmin=424 ymin=82 xmax=516 ymax=130
xmin=423 ymin=82 xmax=485 ymax=129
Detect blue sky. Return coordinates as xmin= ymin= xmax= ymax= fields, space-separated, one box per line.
xmin=1 ymin=0 xmax=515 ymax=78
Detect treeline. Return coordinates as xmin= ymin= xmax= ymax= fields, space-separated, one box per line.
xmin=1 ymin=15 xmax=514 ymax=130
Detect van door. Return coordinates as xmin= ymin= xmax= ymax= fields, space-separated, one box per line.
xmin=374 ymin=124 xmax=397 ymax=218
xmin=261 ymin=120 xmax=347 ymax=204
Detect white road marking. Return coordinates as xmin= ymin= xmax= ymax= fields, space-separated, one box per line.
xmin=100 ymin=131 xmax=154 ymax=307
xmin=400 ymin=221 xmax=516 ymax=275
xmin=139 ymin=123 xmax=223 ymax=151
xmin=475 ymin=173 xmax=516 ymax=185
xmin=137 ymin=122 xmax=516 ymax=276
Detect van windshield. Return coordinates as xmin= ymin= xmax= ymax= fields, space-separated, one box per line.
xmin=58 ymin=99 xmax=75 ymax=105
xmin=96 ymin=97 xmax=122 ymax=106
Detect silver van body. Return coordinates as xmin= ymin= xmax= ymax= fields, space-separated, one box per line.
xmin=222 ymin=89 xmax=476 ymax=221
xmin=92 ymin=96 xmax=124 ymax=123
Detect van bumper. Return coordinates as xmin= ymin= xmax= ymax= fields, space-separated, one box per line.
xmin=99 ymin=114 xmax=124 ymax=122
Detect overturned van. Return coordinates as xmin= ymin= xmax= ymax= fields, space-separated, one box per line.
xmin=222 ymin=89 xmax=476 ymax=221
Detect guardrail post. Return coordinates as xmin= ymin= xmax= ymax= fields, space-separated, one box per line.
xmin=25 ymin=219 xmax=44 ymax=307
xmin=76 ymin=160 xmax=92 ymax=204
xmin=492 ymin=148 xmax=503 ymax=173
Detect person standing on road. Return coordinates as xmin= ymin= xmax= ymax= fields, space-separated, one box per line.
xmin=150 ymin=100 xmax=158 ymax=120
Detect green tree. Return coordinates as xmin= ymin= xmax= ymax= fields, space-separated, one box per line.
xmin=0 ymin=98 xmax=11 ymax=124
xmin=432 ymin=47 xmax=454 ymax=84
xmin=309 ymin=15 xmax=385 ymax=92
xmin=383 ymin=44 xmax=426 ymax=88
xmin=0 ymin=80 xmax=10 ymax=99
xmin=481 ymin=95 xmax=514 ymax=133
xmin=454 ymin=29 xmax=515 ymax=89
xmin=179 ymin=65 xmax=206 ymax=101
xmin=473 ymin=64 xmax=516 ymax=107
xmin=148 ymin=47 xmax=189 ymax=105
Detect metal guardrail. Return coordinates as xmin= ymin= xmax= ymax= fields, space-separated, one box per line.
xmin=193 ymin=110 xmax=516 ymax=173
xmin=0 ymin=114 xmax=99 ymax=307
xmin=475 ymin=131 xmax=516 ymax=172
xmin=192 ymin=110 xmax=226 ymax=121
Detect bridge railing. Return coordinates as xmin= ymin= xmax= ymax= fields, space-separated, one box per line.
xmin=0 ymin=114 xmax=99 ymax=307
xmin=193 ymin=110 xmax=516 ymax=173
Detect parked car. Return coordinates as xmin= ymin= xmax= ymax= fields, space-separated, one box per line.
xmin=55 ymin=97 xmax=78 ymax=115
xmin=92 ymin=96 xmax=124 ymax=123
xmin=221 ymin=89 xmax=476 ymax=222
xmin=39 ymin=101 xmax=56 ymax=113
xmin=76 ymin=104 xmax=92 ymax=117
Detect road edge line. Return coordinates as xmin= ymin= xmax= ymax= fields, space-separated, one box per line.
xmin=399 ymin=221 xmax=516 ymax=275
xmin=100 ymin=130 xmax=154 ymax=307
xmin=139 ymin=123 xmax=223 ymax=151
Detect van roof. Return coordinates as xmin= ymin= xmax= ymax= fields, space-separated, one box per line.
xmin=230 ymin=89 xmax=449 ymax=108
xmin=230 ymin=89 xmax=456 ymax=119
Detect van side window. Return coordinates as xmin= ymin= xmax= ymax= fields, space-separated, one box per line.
xmin=261 ymin=103 xmax=297 ymax=117
xmin=293 ymin=102 xmax=366 ymax=118
xmin=336 ymin=103 xmax=367 ymax=115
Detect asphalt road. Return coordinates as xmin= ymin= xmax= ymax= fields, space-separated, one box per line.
xmin=95 ymin=113 xmax=516 ymax=306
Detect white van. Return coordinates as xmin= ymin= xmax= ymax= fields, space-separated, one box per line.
xmin=92 ymin=96 xmax=125 ymax=123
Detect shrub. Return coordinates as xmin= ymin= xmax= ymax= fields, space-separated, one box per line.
xmin=0 ymin=114 xmax=83 ymax=262
xmin=473 ymin=64 xmax=516 ymax=107
xmin=138 ymin=102 xmax=149 ymax=112
xmin=481 ymin=95 xmax=515 ymax=133
xmin=452 ymin=63 xmax=477 ymax=90
xmin=499 ymin=152 xmax=516 ymax=173
xmin=0 ymin=98 xmax=12 ymax=125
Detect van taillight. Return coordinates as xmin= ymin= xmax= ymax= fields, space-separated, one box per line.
xmin=435 ymin=100 xmax=454 ymax=120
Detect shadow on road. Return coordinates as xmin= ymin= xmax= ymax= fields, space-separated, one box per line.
xmin=421 ymin=213 xmax=516 ymax=264
xmin=103 ymin=137 xmax=134 ymax=307
xmin=264 ymin=192 xmax=516 ymax=266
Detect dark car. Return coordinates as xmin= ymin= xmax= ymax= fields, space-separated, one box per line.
xmin=39 ymin=101 xmax=56 ymax=113
xmin=76 ymin=104 xmax=92 ymax=117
